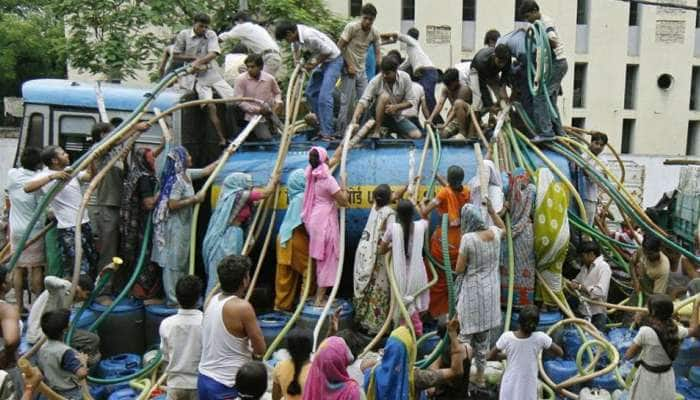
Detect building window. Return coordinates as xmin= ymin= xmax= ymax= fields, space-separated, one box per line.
xmin=624 ymin=64 xmax=639 ymax=110
xmin=577 ymin=0 xmax=589 ymax=25
xmin=349 ymin=0 xmax=362 ymax=17
xmin=515 ymin=0 xmax=526 ymax=21
xmin=692 ymin=67 xmax=700 ymax=110
xmin=27 ymin=113 xmax=44 ymax=149
xmin=688 ymin=121 xmax=700 ymax=156
xmin=571 ymin=118 xmax=586 ymax=129
xmin=402 ymin=0 xmax=415 ymax=21
xmin=462 ymin=0 xmax=476 ymax=21
xmin=621 ymin=119 xmax=635 ymax=154
xmin=629 ymin=2 xmax=639 ymax=26
xmin=573 ymin=63 xmax=587 ymax=108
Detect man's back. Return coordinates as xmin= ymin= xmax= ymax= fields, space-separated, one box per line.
xmin=26 ymin=277 xmax=71 ymax=343
xmin=160 ymin=309 xmax=202 ymax=389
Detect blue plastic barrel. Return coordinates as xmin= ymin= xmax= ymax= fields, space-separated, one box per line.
xmin=90 ymin=299 xmax=145 ymax=358
xmin=95 ymin=354 xmax=141 ymax=378
xmin=544 ymin=360 xmax=578 ymax=384
xmin=677 ymin=377 xmax=700 ymax=400
xmin=298 ymin=299 xmax=354 ymax=332
xmin=674 ymin=338 xmax=700 ymax=378
xmin=258 ymin=312 xmax=291 ymax=345
xmin=418 ymin=332 xmax=442 ymax=360
xmin=510 ymin=310 xmax=562 ymax=332
xmin=591 ymin=372 xmax=620 ymax=392
xmin=89 ymin=383 xmax=132 ymax=400
xmin=70 ymin=308 xmax=98 ymax=330
xmin=606 ymin=328 xmax=636 ymax=356
xmin=108 ymin=387 xmax=138 ymax=400
xmin=144 ymin=304 xmax=178 ymax=348
xmin=690 ymin=366 xmax=700 ymax=386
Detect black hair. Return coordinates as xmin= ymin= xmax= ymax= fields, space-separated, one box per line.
xmin=373 ymin=184 xmax=391 ymax=208
xmin=176 ymin=275 xmax=202 ymax=309
xmin=234 ymin=361 xmax=267 ymax=399
xmin=642 ymin=235 xmax=662 ymax=252
xmin=441 ymin=68 xmax=460 ymax=85
xmin=41 ymin=308 xmax=71 ymax=340
xmin=591 ymin=132 xmax=608 ymax=145
xmin=217 ymin=255 xmax=251 ymax=293
xmin=308 ymin=148 xmax=320 ymax=169
xmin=407 ymin=27 xmax=419 ymax=40
xmin=518 ymin=305 xmax=540 ymax=335
xmin=494 ymin=44 xmax=511 ymax=61
xmin=335 ymin=329 xmax=365 ymax=358
xmin=285 ymin=328 xmax=312 ymax=396
xmin=275 ymin=21 xmax=297 ymax=41
xmin=447 ymin=165 xmax=464 ymax=192
xmin=244 ymin=53 xmax=264 ymax=68
xmin=193 ymin=13 xmax=211 ymax=25
xmin=90 ymin=122 xmax=112 ymax=143
xmin=579 ymin=240 xmax=601 ymax=257
xmin=385 ymin=50 xmax=403 ymax=64
xmin=232 ymin=11 xmax=251 ymax=23
xmin=646 ymin=294 xmax=681 ymax=360
xmin=20 ymin=147 xmax=43 ymax=171
xmin=77 ymin=275 xmax=95 ymax=293
xmin=518 ymin=0 xmax=540 ymax=18
xmin=361 ymin=3 xmax=377 ymax=17
xmin=109 ymin=117 xmax=124 ymax=128
xmin=396 ymin=199 xmax=415 ymax=256
xmin=40 ymin=146 xmax=61 ymax=167
xmin=483 ymin=29 xmax=501 ymax=46
xmin=380 ymin=56 xmax=399 ymax=73
xmin=232 ymin=44 xmax=249 ymax=54
xmin=0 ymin=267 xmax=7 ymax=286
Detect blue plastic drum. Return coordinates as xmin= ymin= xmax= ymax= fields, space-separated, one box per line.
xmin=544 ymin=360 xmax=578 ymax=384
xmin=258 ymin=312 xmax=291 ymax=345
xmin=298 ymin=299 xmax=354 ymax=332
xmin=108 ymin=388 xmax=138 ymax=400
xmin=95 ymin=353 xmax=141 ymax=378
xmin=591 ymin=372 xmax=620 ymax=392
xmin=90 ymin=299 xmax=145 ymax=358
xmin=689 ymin=366 xmax=700 ymax=386
xmin=144 ymin=304 xmax=178 ymax=348
xmin=70 ymin=308 xmax=98 ymax=330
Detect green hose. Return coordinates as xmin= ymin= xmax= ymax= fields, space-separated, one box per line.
xmin=503 ymin=214 xmax=516 ymax=332
xmin=524 ymin=21 xmax=561 ymax=128
xmin=6 ymin=66 xmax=189 ymax=273
xmin=87 ymin=350 xmax=162 ymax=385
xmin=65 ymin=268 xmax=115 ymax=344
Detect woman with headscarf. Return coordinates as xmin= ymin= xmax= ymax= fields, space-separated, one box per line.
xmin=202 ymin=171 xmax=278 ymax=295
xmin=119 ymin=143 xmax=165 ymax=298
xmin=468 ymin=159 xmax=504 ymax=226
xmin=378 ymin=200 xmax=429 ymax=336
xmin=275 ymin=169 xmax=312 ymax=311
xmin=421 ymin=165 xmax=470 ymax=319
xmin=533 ymin=168 xmax=570 ymax=307
xmin=151 ymin=146 xmax=222 ymax=305
xmin=500 ymin=168 xmax=537 ymax=308
xmin=302 ymin=147 xmax=349 ymax=306
xmin=302 ymin=336 xmax=362 ymax=400
xmin=455 ymin=201 xmax=505 ymax=388
xmin=364 ymin=321 xmax=468 ymax=400
xmin=353 ymin=184 xmax=397 ymax=335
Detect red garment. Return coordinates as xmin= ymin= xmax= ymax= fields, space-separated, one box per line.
xmin=235 ymin=190 xmax=264 ymax=224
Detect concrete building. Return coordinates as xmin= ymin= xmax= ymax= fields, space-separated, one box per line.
xmin=326 ymin=0 xmax=700 ymax=157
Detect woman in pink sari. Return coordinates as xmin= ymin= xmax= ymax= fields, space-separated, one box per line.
xmin=302 ymin=336 xmax=362 ymax=400
xmin=302 ymin=147 xmax=349 ymax=306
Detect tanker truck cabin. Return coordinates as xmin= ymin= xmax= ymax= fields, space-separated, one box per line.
xmin=17 ymin=77 xmax=573 ymax=255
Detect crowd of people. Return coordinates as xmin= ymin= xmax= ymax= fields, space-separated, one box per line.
xmin=1 ymin=0 xmax=700 ymax=399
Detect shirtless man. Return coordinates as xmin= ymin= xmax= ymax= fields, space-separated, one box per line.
xmin=197 ymin=255 xmax=266 ymax=399
xmin=427 ymin=68 xmax=473 ymax=140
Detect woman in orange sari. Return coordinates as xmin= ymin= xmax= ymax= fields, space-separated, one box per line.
xmin=421 ymin=165 xmax=469 ymax=319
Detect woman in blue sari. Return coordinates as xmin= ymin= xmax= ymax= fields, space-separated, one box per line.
xmin=202 ymin=171 xmax=278 ymax=295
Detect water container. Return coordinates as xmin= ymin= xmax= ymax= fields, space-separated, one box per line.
xmin=510 ymin=310 xmax=562 ymax=332
xmin=677 ymin=377 xmax=700 ymax=400
xmin=258 ymin=312 xmax=291 ymax=346
xmin=417 ymin=332 xmax=442 ymax=360
xmin=561 ymin=326 xmax=584 ymax=360
xmin=144 ymin=304 xmax=178 ymax=348
xmin=95 ymin=354 xmax=141 ymax=378
xmin=298 ymin=299 xmax=354 ymax=333
xmin=674 ymin=338 xmax=700 ymax=378
xmin=606 ymin=328 xmax=636 ymax=356
xmin=690 ymin=366 xmax=700 ymax=386
xmin=592 ymin=372 xmax=621 ymax=392
xmin=70 ymin=308 xmax=98 ymax=330
xmin=90 ymin=298 xmax=146 ymax=358
xmin=544 ymin=360 xmax=578 ymax=384
xmin=579 ymin=388 xmax=612 ymax=400
xmin=108 ymin=387 xmax=138 ymax=400
xmin=90 ymin=383 xmax=131 ymax=400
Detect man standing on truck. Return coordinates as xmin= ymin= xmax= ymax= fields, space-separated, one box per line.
xmin=219 ymin=11 xmax=282 ymax=78
xmin=173 ymin=13 xmax=234 ymax=147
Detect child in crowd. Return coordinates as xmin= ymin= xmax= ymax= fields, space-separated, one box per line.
xmin=272 ymin=328 xmax=312 ymax=400
xmin=37 ymin=309 xmax=89 ymax=400
xmin=235 ymin=361 xmax=268 ymax=400
xmin=159 ymin=275 xmax=203 ymax=400
xmin=488 ymin=305 xmax=563 ymax=400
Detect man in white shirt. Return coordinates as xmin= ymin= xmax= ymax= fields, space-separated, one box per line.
xmin=219 ymin=12 xmax=282 ymax=77
xmin=160 ymin=276 xmax=203 ymax=400
xmin=25 ymin=275 xmax=100 ymax=366
xmin=568 ymin=241 xmax=611 ymax=331
xmin=336 ymin=3 xmax=382 ymax=134
xmin=579 ymin=132 xmax=607 ymax=226
xmin=275 ymin=21 xmax=344 ymax=140
xmin=427 ymin=68 xmax=473 ymax=140
xmin=24 ymin=146 xmax=97 ymax=279
xmin=351 ymin=57 xmax=421 ymax=139
xmin=380 ymin=28 xmax=439 ymax=120
xmin=173 ymin=13 xmax=234 ymax=146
